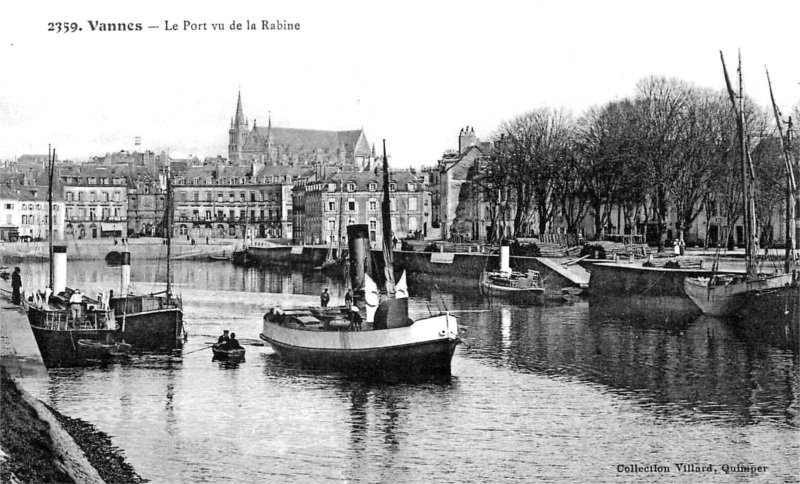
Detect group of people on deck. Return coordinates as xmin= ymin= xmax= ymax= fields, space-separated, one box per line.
xmin=217 ymin=330 xmax=243 ymax=350
xmin=319 ymin=288 xmax=362 ymax=331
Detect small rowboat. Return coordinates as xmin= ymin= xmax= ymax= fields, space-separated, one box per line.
xmin=212 ymin=343 xmax=245 ymax=360
xmin=77 ymin=339 xmax=132 ymax=361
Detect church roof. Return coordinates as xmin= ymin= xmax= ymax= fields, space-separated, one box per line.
xmin=248 ymin=127 xmax=370 ymax=156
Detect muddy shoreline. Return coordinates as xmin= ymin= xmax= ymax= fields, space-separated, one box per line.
xmin=1 ymin=369 xmax=146 ymax=483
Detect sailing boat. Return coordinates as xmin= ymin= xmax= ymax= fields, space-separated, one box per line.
xmin=260 ymin=142 xmax=460 ymax=376
xmin=232 ymin=199 xmax=255 ymax=266
xmin=315 ymin=174 xmax=348 ymax=275
xmin=683 ymin=52 xmax=798 ymax=317
xmin=107 ymin=165 xmax=185 ymax=351
xmin=22 ymin=148 xmax=125 ymax=367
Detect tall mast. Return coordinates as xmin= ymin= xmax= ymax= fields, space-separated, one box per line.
xmin=337 ymin=173 xmax=345 ymax=253
xmin=165 ymin=163 xmax=172 ymax=298
xmin=381 ymin=140 xmax=395 ymax=295
xmin=766 ymin=67 xmax=797 ymax=273
xmin=721 ymin=51 xmax=757 ymax=278
xmin=48 ymin=146 xmax=55 ymax=289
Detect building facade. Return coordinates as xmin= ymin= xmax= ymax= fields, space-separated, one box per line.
xmin=60 ymin=166 xmax=128 ymax=239
xmin=302 ymin=169 xmax=428 ymax=246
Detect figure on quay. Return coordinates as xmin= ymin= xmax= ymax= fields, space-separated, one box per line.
xmin=11 ymin=267 xmax=22 ymax=305
xmin=320 ymin=288 xmax=330 ymax=307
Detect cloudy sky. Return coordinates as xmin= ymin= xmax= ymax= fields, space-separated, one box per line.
xmin=1 ymin=0 xmax=798 ymax=167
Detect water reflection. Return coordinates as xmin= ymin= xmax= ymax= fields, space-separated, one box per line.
xmin=459 ymin=301 xmax=798 ymax=428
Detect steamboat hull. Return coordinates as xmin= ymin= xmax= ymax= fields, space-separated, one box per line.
xmin=112 ymin=296 xmax=184 ymax=351
xmin=29 ymin=325 xmax=117 ymax=367
xmin=25 ymin=305 xmax=118 ymax=367
xmin=260 ymin=314 xmax=458 ymax=376
xmin=480 ymin=284 xmax=545 ymax=304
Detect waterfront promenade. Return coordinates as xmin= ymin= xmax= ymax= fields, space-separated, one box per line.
xmin=0 ymin=236 xmax=238 ymax=262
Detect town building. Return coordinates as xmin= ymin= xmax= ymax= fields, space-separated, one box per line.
xmin=171 ymin=163 xmax=313 ymax=241
xmin=302 ymin=168 xmax=429 ymax=246
xmin=0 ymin=183 xmax=65 ymax=242
xmin=59 ymin=165 xmax=128 ymax=239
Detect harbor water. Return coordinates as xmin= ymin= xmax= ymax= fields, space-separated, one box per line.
xmin=13 ymin=259 xmax=800 ymax=483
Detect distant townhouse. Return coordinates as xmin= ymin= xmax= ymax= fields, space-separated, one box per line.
xmin=171 ymin=163 xmax=313 ymax=241
xmin=0 ymin=183 xmax=66 ymax=242
xmin=432 ymin=127 xmax=492 ymax=241
xmin=127 ymin=167 xmax=167 ymax=237
xmin=302 ymin=168 xmax=428 ymax=246
xmin=59 ymin=166 xmax=128 ymax=239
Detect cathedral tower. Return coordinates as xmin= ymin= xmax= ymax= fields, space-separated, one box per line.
xmin=228 ymin=91 xmax=249 ymax=163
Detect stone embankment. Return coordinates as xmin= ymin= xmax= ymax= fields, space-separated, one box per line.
xmin=0 ymin=237 xmax=237 ymax=262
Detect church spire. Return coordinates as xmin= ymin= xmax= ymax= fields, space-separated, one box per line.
xmin=234 ymin=90 xmax=247 ymax=126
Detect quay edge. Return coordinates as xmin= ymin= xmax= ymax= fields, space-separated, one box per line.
xmin=243 ymin=245 xmax=589 ymax=297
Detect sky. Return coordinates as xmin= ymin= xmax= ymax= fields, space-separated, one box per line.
xmin=1 ymin=0 xmax=798 ymax=168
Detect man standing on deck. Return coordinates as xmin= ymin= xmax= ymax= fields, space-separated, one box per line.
xmin=320 ymin=288 xmax=330 ymax=307
xmin=11 ymin=267 xmax=22 ymax=305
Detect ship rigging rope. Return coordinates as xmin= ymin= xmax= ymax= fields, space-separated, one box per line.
xmin=636 ymin=270 xmax=668 ymax=297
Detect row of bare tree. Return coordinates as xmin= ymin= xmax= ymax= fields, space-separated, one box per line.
xmin=469 ymin=76 xmax=799 ymax=252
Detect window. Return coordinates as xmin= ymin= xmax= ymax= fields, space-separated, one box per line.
xmin=389 ymin=183 xmax=396 ymax=191
xmin=4 ymin=203 xmax=12 ymax=209
xmin=408 ymin=183 xmax=415 ymax=191
xmin=90 ymin=192 xmax=97 ymax=202
xmin=390 ymin=198 xmax=396 ymax=211
xmin=369 ymin=199 xmax=377 ymax=211
xmin=104 ymin=192 xmax=110 ymax=202
xmin=347 ymin=182 xmax=356 ymax=192
xmin=328 ymin=199 xmax=336 ymax=211
xmin=328 ymin=183 xmax=336 ymax=192
xmin=78 ymin=192 xmax=83 ymax=202
xmin=368 ymin=183 xmax=377 ymax=191
xmin=206 ymin=192 xmax=212 ymax=202
xmin=194 ymin=192 xmax=199 ymax=202
xmin=240 ymin=192 xmax=246 ymax=202
xmin=89 ymin=208 xmax=96 ymax=220
xmin=369 ymin=219 xmax=377 ymax=231
xmin=67 ymin=193 xmax=73 ymax=201
xmin=114 ymin=192 xmax=120 ymax=202
xmin=217 ymin=194 xmax=223 ymax=203
xmin=328 ymin=218 xmax=336 ymax=230
xmin=205 ymin=211 xmax=211 ymax=220
xmin=409 ymin=197 xmax=417 ymax=211
xmin=251 ymin=192 xmax=256 ymax=202
xmin=347 ymin=199 xmax=356 ymax=211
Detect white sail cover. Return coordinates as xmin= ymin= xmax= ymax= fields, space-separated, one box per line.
xmin=364 ymin=273 xmax=380 ymax=323
xmin=396 ymin=271 xmax=408 ymax=299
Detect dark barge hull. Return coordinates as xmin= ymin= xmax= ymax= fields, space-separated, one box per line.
xmin=111 ymin=296 xmax=184 ymax=351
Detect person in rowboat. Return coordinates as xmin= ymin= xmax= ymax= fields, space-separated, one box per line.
xmin=227 ymin=333 xmax=243 ymax=350
xmin=218 ymin=330 xmax=230 ymax=345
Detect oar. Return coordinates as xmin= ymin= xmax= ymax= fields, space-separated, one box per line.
xmin=182 ymin=344 xmax=216 ymax=355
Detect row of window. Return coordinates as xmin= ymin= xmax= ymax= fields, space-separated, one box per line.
xmin=174 ymin=191 xmax=281 ymax=203
xmin=64 ymin=177 xmax=125 ymax=185
xmin=66 ymin=192 xmax=123 ymax=202
xmin=309 ymin=182 xmax=416 ymax=193
xmin=176 ymin=176 xmax=294 ymax=186
xmin=321 ymin=197 xmax=419 ymax=212
xmin=18 ymin=215 xmax=59 ymax=224
xmin=6 ymin=203 xmax=61 ymax=211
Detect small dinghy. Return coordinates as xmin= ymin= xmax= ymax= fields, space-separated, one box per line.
xmin=211 ymin=343 xmax=246 ymax=360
